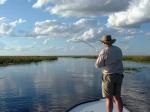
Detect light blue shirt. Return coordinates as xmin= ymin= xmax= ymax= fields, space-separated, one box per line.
xmin=95 ymin=45 xmax=123 ymax=74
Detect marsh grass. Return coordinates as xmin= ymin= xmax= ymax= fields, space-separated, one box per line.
xmin=59 ymin=55 xmax=97 ymax=59
xmin=0 ymin=55 xmax=149 ymax=66
xmin=59 ymin=55 xmax=150 ymax=63
xmin=123 ymin=56 xmax=150 ymax=62
xmin=124 ymin=67 xmax=142 ymax=72
xmin=0 ymin=56 xmax=58 ymax=65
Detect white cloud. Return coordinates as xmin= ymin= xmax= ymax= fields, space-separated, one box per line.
xmin=33 ymin=0 xmax=130 ymax=16
xmin=80 ymin=29 xmax=96 ymax=41
xmin=124 ymin=36 xmax=135 ymax=40
xmin=68 ymin=28 xmax=101 ymax=42
xmin=33 ymin=18 xmax=100 ymax=40
xmin=33 ymin=0 xmax=150 ymax=28
xmin=33 ymin=0 xmax=50 ymax=8
xmin=116 ymin=29 xmax=144 ymax=37
xmin=34 ymin=19 xmax=72 ymax=38
xmin=73 ymin=18 xmax=97 ymax=28
xmin=32 ymin=18 xmax=146 ymax=45
xmin=0 ymin=17 xmax=26 ymax=37
xmin=17 ymin=18 xmax=26 ymax=24
xmin=43 ymin=38 xmax=50 ymax=45
xmin=15 ymin=45 xmax=33 ymax=51
xmin=4 ymin=45 xmax=33 ymax=51
xmin=0 ymin=0 xmax=7 ymax=5
xmin=108 ymin=0 xmax=150 ymax=28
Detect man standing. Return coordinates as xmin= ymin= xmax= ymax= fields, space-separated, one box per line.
xmin=96 ymin=35 xmax=124 ymax=112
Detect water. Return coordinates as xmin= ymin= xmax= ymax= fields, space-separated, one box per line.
xmin=122 ymin=62 xmax=150 ymax=112
xmin=0 ymin=58 xmax=149 ymax=112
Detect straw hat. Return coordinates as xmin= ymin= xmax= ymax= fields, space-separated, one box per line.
xmin=100 ymin=35 xmax=116 ymax=45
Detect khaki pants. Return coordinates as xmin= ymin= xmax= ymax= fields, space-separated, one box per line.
xmin=102 ymin=73 xmax=124 ymax=97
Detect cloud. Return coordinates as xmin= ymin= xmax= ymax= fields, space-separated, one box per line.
xmin=73 ymin=18 xmax=97 ymax=28
xmin=43 ymin=38 xmax=50 ymax=45
xmin=15 ymin=45 xmax=33 ymax=51
xmin=116 ymin=29 xmax=144 ymax=37
xmin=34 ymin=19 xmax=72 ymax=38
xmin=107 ymin=0 xmax=150 ymax=28
xmin=0 ymin=0 xmax=7 ymax=5
xmin=33 ymin=18 xmax=100 ymax=40
xmin=33 ymin=0 xmax=50 ymax=8
xmin=4 ymin=44 xmax=34 ymax=51
xmin=80 ymin=28 xmax=100 ymax=41
xmin=0 ymin=17 xmax=26 ymax=37
xmin=33 ymin=0 xmax=130 ymax=16
xmin=124 ymin=36 xmax=135 ymax=40
xmin=1 ymin=42 xmax=35 ymax=52
xmin=67 ymin=28 xmax=102 ymax=42
xmin=0 ymin=41 xmax=33 ymax=52
xmin=33 ymin=18 xmax=146 ymax=45
xmin=17 ymin=18 xmax=26 ymax=24
xmin=33 ymin=0 xmax=150 ymax=28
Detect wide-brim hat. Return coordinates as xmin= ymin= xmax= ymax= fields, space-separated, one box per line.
xmin=100 ymin=35 xmax=116 ymax=45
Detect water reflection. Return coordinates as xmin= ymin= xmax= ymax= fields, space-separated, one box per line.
xmin=0 ymin=58 xmax=101 ymax=112
xmin=0 ymin=58 xmax=149 ymax=112
xmin=122 ymin=67 xmax=150 ymax=112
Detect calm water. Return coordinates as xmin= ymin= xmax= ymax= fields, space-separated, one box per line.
xmin=0 ymin=58 xmax=149 ymax=112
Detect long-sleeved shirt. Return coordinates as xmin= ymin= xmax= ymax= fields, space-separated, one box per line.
xmin=95 ymin=45 xmax=123 ymax=75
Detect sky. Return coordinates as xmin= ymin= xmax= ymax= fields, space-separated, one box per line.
xmin=0 ymin=0 xmax=150 ymax=56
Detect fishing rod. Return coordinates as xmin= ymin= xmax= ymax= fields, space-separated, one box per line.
xmin=74 ymin=39 xmax=100 ymax=52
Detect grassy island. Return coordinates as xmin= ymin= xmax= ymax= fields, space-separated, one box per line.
xmin=0 ymin=56 xmax=58 ymax=65
xmin=123 ymin=56 xmax=150 ymax=63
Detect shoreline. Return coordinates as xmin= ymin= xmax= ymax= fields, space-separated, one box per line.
xmin=0 ymin=56 xmax=58 ymax=66
xmin=0 ymin=55 xmax=149 ymax=66
xmin=58 ymin=55 xmax=150 ymax=63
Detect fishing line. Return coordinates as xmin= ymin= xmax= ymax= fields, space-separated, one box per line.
xmin=75 ymin=39 xmax=100 ymax=52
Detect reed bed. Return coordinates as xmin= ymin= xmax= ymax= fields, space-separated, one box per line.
xmin=59 ymin=55 xmax=150 ymax=62
xmin=123 ymin=56 xmax=150 ymax=62
xmin=0 ymin=56 xmax=58 ymax=65
xmin=0 ymin=55 xmax=149 ymax=66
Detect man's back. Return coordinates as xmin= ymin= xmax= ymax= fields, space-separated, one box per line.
xmin=96 ymin=45 xmax=123 ymax=74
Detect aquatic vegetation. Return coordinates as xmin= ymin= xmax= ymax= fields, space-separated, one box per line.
xmin=0 ymin=56 xmax=58 ymax=65
xmin=124 ymin=67 xmax=141 ymax=72
xmin=123 ymin=56 xmax=150 ymax=63
xmin=0 ymin=55 xmax=149 ymax=66
xmin=59 ymin=55 xmax=97 ymax=59
xmin=123 ymin=67 xmax=143 ymax=74
xmin=59 ymin=55 xmax=150 ymax=63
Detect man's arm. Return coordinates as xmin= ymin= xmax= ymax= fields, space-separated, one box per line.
xmin=95 ymin=50 xmax=105 ymax=68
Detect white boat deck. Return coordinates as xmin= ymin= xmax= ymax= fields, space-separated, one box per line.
xmin=69 ymin=99 xmax=129 ymax=112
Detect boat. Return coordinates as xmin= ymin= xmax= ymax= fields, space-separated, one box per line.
xmin=69 ymin=99 xmax=129 ymax=112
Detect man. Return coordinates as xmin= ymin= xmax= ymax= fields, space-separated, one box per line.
xmin=95 ymin=35 xmax=124 ymax=112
